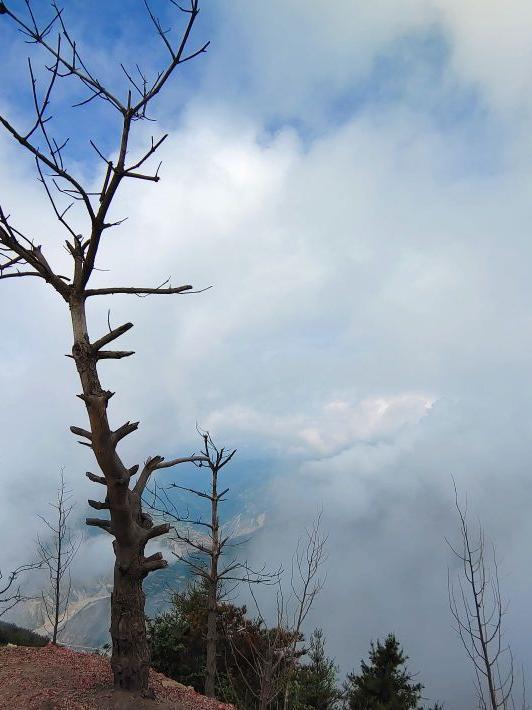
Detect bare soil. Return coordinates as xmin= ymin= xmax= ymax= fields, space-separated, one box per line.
xmin=0 ymin=644 xmax=234 ymax=710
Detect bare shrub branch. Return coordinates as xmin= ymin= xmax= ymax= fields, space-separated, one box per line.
xmin=447 ymin=481 xmax=527 ymax=710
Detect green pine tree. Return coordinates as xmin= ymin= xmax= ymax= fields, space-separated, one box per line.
xmin=293 ymin=628 xmax=339 ymax=710
xmin=343 ymin=634 xmax=423 ymax=710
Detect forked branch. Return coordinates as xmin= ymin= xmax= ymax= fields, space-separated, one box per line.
xmin=447 ymin=481 xmax=523 ymax=709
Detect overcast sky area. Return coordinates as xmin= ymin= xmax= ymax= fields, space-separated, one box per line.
xmin=3 ymin=1 xmax=532 ymax=706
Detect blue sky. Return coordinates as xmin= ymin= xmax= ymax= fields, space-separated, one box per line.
xmin=3 ymin=1 xmax=532 ymax=706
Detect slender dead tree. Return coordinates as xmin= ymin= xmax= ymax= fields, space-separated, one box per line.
xmin=228 ymin=515 xmax=327 ymax=710
xmin=0 ymin=0 xmax=209 ymax=691
xmin=447 ymin=484 xmax=526 ymax=710
xmin=145 ymin=430 xmax=276 ymax=698
xmin=36 ymin=469 xmax=82 ymax=644
xmin=281 ymin=513 xmax=328 ymax=710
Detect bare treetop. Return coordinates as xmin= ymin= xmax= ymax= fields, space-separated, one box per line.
xmin=0 ymin=0 xmax=208 ymax=298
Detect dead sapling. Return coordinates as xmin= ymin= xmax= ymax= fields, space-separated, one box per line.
xmin=36 ymin=468 xmax=82 ymax=644
xmin=447 ymin=482 xmax=527 ymax=710
xmin=144 ymin=429 xmax=277 ymax=698
xmin=227 ymin=513 xmax=327 ymax=710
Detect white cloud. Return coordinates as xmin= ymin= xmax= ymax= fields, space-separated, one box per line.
xmin=3 ymin=2 xmax=532 ymax=703
xmin=208 ymin=0 xmax=436 ymax=120
xmin=204 ymin=0 xmax=532 ymax=137
xmin=434 ymin=0 xmax=532 ymax=113
xmin=203 ymin=394 xmax=431 ymax=457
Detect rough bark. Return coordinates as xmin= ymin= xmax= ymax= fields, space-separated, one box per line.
xmin=69 ymin=296 xmax=158 ymax=690
xmin=111 ymin=561 xmax=150 ymax=691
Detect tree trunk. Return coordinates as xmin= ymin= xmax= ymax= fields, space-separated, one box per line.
xmin=69 ymin=296 xmax=152 ymax=691
xmin=110 ymin=562 xmax=150 ymax=691
xmin=259 ymin=655 xmax=273 ymax=710
xmin=204 ymin=468 xmax=219 ymax=698
xmin=52 ymin=527 xmax=61 ymax=644
xmin=205 ymin=589 xmax=217 ymax=697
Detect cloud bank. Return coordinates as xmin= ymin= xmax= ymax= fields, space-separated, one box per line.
xmin=2 ymin=1 xmax=532 ymax=705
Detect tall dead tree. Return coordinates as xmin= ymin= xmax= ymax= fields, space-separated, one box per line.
xmin=36 ymin=469 xmax=81 ymax=644
xmin=0 ymin=0 xmax=209 ymax=691
xmin=146 ymin=430 xmax=275 ymax=698
xmin=447 ymin=484 xmax=526 ymax=710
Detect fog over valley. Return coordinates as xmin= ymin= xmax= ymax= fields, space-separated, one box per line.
xmin=2 ymin=1 xmax=532 ymax=707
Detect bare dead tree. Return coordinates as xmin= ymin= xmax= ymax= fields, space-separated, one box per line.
xmin=35 ymin=469 xmax=82 ymax=643
xmin=447 ymin=483 xmax=527 ymax=710
xmin=228 ymin=514 xmax=327 ymax=710
xmin=145 ymin=430 xmax=276 ymax=698
xmin=282 ymin=513 xmax=328 ymax=710
xmin=0 ymin=0 xmax=210 ymax=691
xmin=0 ymin=562 xmax=41 ymax=618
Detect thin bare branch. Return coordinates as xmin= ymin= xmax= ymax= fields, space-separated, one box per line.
xmin=1 ymin=3 xmax=126 ymax=113
xmin=85 ymin=283 xmax=194 ymax=297
xmin=447 ymin=480 xmax=516 ymax=709
xmin=91 ymin=322 xmax=133 ymax=351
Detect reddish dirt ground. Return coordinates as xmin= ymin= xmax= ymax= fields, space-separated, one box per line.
xmin=0 ymin=644 xmax=234 ymax=709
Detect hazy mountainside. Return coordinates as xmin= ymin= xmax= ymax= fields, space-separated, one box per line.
xmin=14 ymin=508 xmax=266 ymax=649
xmin=57 ymin=562 xmax=194 ymax=650
xmin=11 ymin=577 xmax=114 ymax=650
